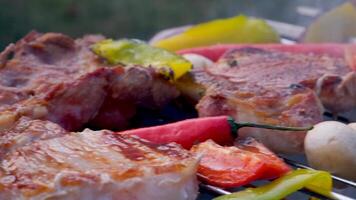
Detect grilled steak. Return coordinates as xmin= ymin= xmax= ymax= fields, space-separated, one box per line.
xmin=179 ymin=44 xmax=356 ymax=113
xmin=0 ymin=117 xmax=199 ymax=200
xmin=184 ymin=45 xmax=356 ymax=154
xmin=197 ymin=81 xmax=322 ymax=154
xmin=213 ymin=46 xmax=356 ymax=113
xmin=0 ymin=32 xmax=178 ymax=131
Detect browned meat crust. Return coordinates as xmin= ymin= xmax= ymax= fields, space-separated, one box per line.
xmin=0 ymin=32 xmax=179 ymax=131
xmin=194 ymin=47 xmax=353 ymax=153
xmin=0 ymin=118 xmax=198 ymax=200
xmin=0 ymin=117 xmax=67 ymax=157
xmin=214 ymin=47 xmax=355 ymax=113
xmin=0 ymin=32 xmax=192 ymax=198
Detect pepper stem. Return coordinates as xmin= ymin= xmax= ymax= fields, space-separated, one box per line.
xmin=227 ymin=116 xmax=313 ymax=138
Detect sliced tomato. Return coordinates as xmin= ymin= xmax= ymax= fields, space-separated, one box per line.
xmin=191 ymin=140 xmax=265 ymax=188
xmin=191 ymin=138 xmax=291 ymax=188
xmin=235 ymin=138 xmax=291 ymax=180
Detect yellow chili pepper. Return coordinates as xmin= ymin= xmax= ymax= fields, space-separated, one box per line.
xmin=92 ymin=39 xmax=192 ymax=80
xmin=214 ymin=169 xmax=334 ymax=200
xmin=153 ymin=15 xmax=280 ymax=51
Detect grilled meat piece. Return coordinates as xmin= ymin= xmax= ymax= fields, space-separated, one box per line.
xmin=90 ymin=66 xmax=179 ymax=130
xmin=214 ymin=47 xmax=355 ymax=113
xmin=179 ymin=44 xmax=356 ymax=113
xmin=197 ymin=86 xmax=322 ymax=154
xmin=192 ymin=47 xmax=356 ymax=154
xmin=0 ymin=118 xmax=199 ymax=200
xmin=0 ymin=32 xmax=178 ymax=131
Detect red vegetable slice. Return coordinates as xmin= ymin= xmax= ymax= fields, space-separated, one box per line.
xmin=191 ymin=138 xmax=291 ymax=188
xmin=235 ymin=138 xmax=291 ymax=180
xmin=119 ymin=116 xmax=234 ymax=149
xmin=191 ymin=140 xmax=265 ymax=188
xmin=177 ymin=43 xmax=353 ymax=62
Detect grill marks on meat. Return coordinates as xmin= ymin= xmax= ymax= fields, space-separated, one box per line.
xmin=0 ymin=32 xmax=192 ymax=199
xmin=194 ymin=47 xmax=356 ymax=153
xmin=197 ymin=88 xmax=322 ymax=154
xmin=0 ymin=117 xmax=67 ymax=157
xmin=0 ymin=32 xmax=109 ymax=131
xmin=0 ymin=32 xmax=179 ymax=131
xmin=193 ymin=46 xmax=356 ymax=153
xmin=214 ymin=47 xmax=356 ymax=113
xmin=0 ymin=119 xmax=198 ymax=200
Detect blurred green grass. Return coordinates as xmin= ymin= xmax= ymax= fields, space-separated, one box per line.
xmin=0 ymin=0 xmax=343 ymax=49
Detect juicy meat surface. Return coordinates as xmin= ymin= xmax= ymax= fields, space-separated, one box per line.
xmin=0 ymin=32 xmax=178 ymax=131
xmin=0 ymin=116 xmax=67 ymax=157
xmin=211 ymin=47 xmax=356 ymax=113
xmin=0 ymin=118 xmax=199 ymax=200
xmin=90 ymin=66 xmax=179 ymax=130
xmin=193 ymin=47 xmax=353 ymax=154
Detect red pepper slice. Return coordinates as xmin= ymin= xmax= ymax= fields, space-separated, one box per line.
xmin=120 ymin=116 xmax=235 ymax=149
xmin=177 ymin=44 xmax=351 ymax=62
xmin=191 ymin=139 xmax=291 ymax=188
xmin=235 ymin=138 xmax=291 ymax=180
xmin=192 ymin=140 xmax=265 ymax=188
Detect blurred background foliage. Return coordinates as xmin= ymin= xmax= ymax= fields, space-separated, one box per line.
xmin=0 ymin=0 xmax=344 ymax=49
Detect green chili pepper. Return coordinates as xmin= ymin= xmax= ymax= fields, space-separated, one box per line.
xmin=92 ymin=39 xmax=192 ymax=80
xmin=214 ymin=169 xmax=334 ymax=200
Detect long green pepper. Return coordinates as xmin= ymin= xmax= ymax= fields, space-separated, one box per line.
xmin=214 ymin=169 xmax=334 ymax=200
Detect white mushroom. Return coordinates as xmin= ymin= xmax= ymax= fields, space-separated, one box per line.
xmin=304 ymin=121 xmax=356 ymax=181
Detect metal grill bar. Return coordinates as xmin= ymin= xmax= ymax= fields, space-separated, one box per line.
xmin=266 ymin=19 xmax=305 ymax=40
xmin=200 ymin=184 xmax=231 ymax=195
xmin=284 ymin=158 xmax=356 ymax=188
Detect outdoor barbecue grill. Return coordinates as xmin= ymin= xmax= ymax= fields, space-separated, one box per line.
xmin=0 ymin=0 xmax=356 ymax=200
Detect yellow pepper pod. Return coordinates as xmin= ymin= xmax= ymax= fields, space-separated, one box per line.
xmin=153 ymin=15 xmax=280 ymax=51
xmin=92 ymin=39 xmax=192 ymax=80
xmin=214 ymin=169 xmax=334 ymax=200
